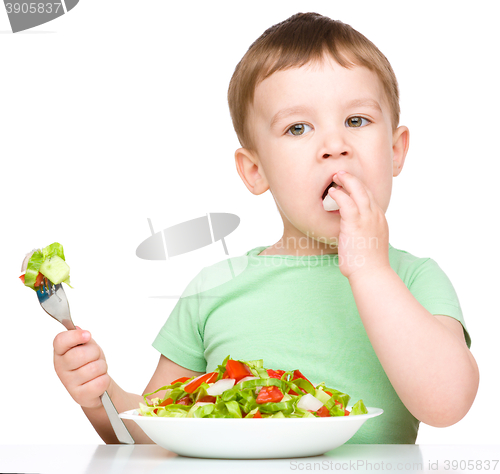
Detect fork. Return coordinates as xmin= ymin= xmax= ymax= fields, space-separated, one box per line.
xmin=37 ymin=279 xmax=135 ymax=444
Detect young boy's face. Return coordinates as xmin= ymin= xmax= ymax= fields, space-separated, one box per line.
xmin=236 ymin=54 xmax=409 ymax=254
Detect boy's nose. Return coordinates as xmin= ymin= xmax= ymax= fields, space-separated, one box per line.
xmin=323 ymin=151 xmax=348 ymax=158
xmin=319 ymin=128 xmax=351 ymax=159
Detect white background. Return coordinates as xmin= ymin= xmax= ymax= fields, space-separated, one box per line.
xmin=1 ymin=0 xmax=498 ymax=446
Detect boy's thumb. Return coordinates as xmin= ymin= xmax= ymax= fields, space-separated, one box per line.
xmin=76 ymin=325 xmax=89 ymax=335
xmin=75 ymin=326 xmax=91 ymax=341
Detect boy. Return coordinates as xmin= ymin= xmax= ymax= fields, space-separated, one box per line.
xmin=53 ymin=12 xmax=478 ymax=444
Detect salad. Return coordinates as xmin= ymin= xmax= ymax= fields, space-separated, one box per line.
xmin=19 ymin=242 xmax=72 ymax=290
xmin=139 ymin=356 xmax=368 ymax=419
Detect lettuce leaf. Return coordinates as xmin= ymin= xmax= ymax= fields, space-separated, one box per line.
xmin=350 ymin=399 xmax=368 ymax=416
xmin=22 ymin=242 xmax=71 ymax=290
xmin=24 ymin=250 xmax=44 ymax=290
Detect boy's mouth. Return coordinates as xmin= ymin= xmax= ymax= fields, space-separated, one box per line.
xmin=321 ymin=181 xmax=339 ymax=200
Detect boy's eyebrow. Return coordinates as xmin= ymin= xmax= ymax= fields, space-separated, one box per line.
xmin=269 ymin=99 xmax=382 ymax=128
xmin=344 ymin=98 xmax=383 ymax=113
xmin=269 ymin=106 xmax=314 ymax=128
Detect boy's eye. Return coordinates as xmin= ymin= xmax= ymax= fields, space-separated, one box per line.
xmin=347 ymin=116 xmax=371 ymax=128
xmin=287 ymin=123 xmax=312 ymax=136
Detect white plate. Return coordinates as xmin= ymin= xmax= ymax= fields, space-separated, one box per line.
xmin=119 ymin=406 xmax=383 ymax=459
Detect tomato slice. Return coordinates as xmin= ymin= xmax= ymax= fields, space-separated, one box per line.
xmin=267 ymin=369 xmax=285 ymax=379
xmin=292 ymin=370 xmax=312 ymax=384
xmin=253 ymin=409 xmax=262 ymax=418
xmin=176 ymin=395 xmax=192 ymax=405
xmin=184 ymin=372 xmax=218 ymax=393
xmin=256 ymin=385 xmax=284 ymax=404
xmin=224 ymin=360 xmax=253 ymax=382
xmin=35 ymin=272 xmax=44 ymax=287
xmin=315 ymin=406 xmax=331 ymax=417
xmin=170 ymin=376 xmax=190 ymax=385
xmin=206 ymin=372 xmax=218 ymax=383
xmin=159 ymin=397 xmax=173 ymax=406
xmin=19 ymin=272 xmax=44 ymax=287
xmin=198 ymin=395 xmax=217 ymax=403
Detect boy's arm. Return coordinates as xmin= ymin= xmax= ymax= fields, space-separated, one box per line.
xmin=329 ymin=171 xmax=479 ymax=427
xmin=348 ymin=266 xmax=479 ymax=427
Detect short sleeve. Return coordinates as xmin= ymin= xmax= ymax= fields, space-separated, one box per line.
xmin=152 ymin=271 xmax=208 ymax=372
xmin=406 ymin=258 xmax=471 ymax=348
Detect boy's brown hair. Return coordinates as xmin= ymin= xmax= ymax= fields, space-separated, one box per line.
xmin=228 ymin=12 xmax=400 ymax=151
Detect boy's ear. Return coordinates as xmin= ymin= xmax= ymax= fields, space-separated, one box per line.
xmin=392 ymin=125 xmax=410 ymax=177
xmin=234 ymin=147 xmax=269 ymax=195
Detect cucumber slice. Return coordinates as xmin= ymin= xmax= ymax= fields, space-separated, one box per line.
xmin=39 ymin=255 xmax=70 ymax=284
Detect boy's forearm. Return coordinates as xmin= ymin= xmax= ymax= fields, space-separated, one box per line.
xmin=81 ymin=377 xmax=154 ymax=444
xmin=348 ymin=266 xmax=479 ymax=427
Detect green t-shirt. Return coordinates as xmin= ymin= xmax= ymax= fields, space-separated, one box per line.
xmin=152 ymin=243 xmax=470 ymax=444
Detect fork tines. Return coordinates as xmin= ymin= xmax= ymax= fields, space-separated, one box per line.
xmin=41 ymin=278 xmax=54 ymax=295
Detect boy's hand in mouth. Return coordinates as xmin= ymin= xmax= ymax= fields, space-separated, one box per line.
xmin=327 ymin=171 xmax=390 ymax=280
xmin=322 ymin=180 xmax=340 ymax=211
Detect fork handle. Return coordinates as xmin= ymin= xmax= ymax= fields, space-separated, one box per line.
xmin=100 ymin=391 xmax=135 ymax=444
xmin=67 ymin=325 xmax=135 ymax=444
xmin=63 ymin=319 xmax=77 ymax=331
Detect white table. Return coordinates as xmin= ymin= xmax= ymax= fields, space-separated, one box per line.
xmin=1 ymin=444 xmax=498 ymax=473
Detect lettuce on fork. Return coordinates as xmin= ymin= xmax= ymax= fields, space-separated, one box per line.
xmin=20 ymin=242 xmax=72 ymax=290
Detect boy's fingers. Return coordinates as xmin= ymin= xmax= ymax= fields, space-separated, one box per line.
xmin=73 ymin=359 xmax=108 ymax=386
xmin=53 ymin=329 xmax=91 ymax=356
xmin=329 ymin=186 xmax=357 ymax=219
xmin=75 ymin=373 xmax=110 ymax=401
xmin=333 ymin=172 xmax=371 ymax=214
xmin=65 ymin=343 xmax=101 ymax=371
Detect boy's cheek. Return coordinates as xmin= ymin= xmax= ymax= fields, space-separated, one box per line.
xmin=263 ymin=156 xmax=298 ymax=184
